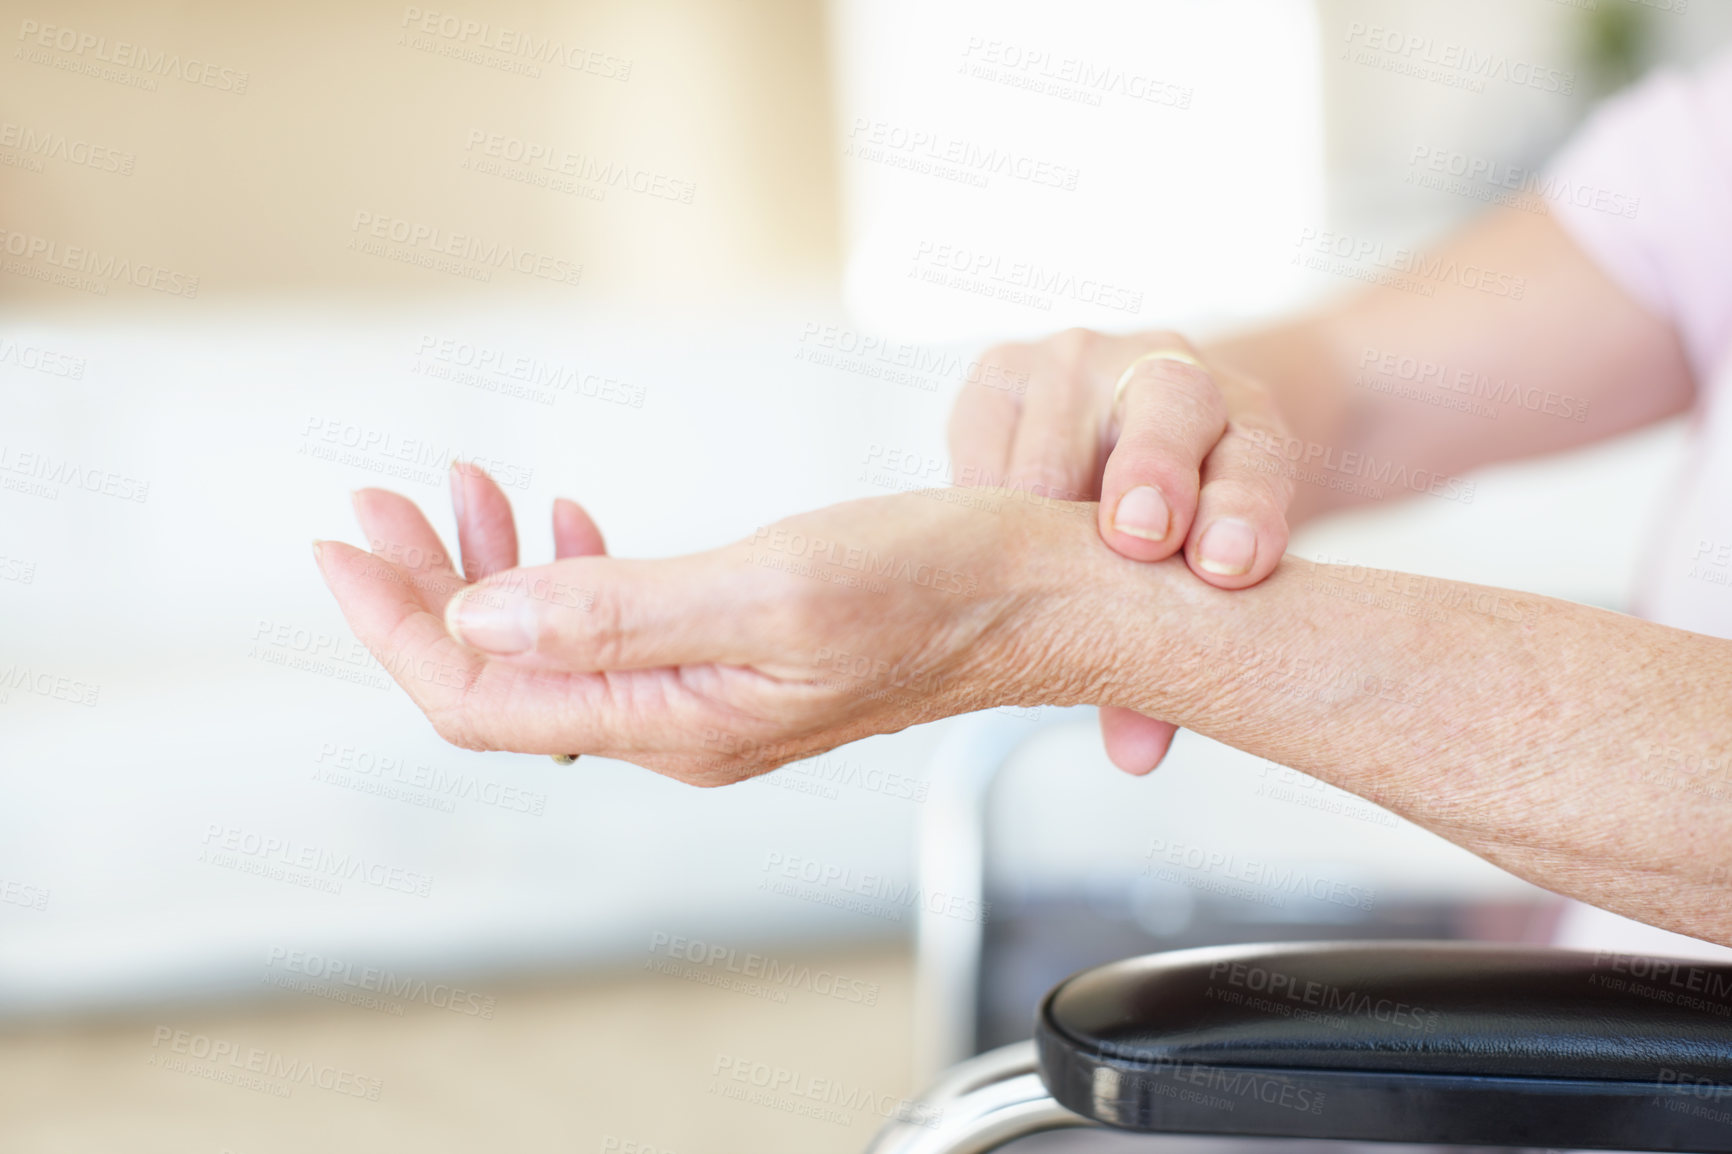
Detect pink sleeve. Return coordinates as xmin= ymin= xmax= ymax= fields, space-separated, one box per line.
xmin=1543 ymin=47 xmax=1732 ymax=386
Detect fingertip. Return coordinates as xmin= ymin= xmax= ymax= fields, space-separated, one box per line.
xmin=448 ymin=462 xmax=469 ymax=525
xmin=1100 ymin=485 xmax=1186 ymax=561
xmin=1100 ymin=708 xmax=1178 ymax=774
xmin=1187 ymin=516 xmax=1287 ymax=589
xmin=553 ymin=497 xmax=607 ymax=559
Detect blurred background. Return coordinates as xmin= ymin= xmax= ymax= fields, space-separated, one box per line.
xmin=2 ymin=0 xmax=1729 ymax=1150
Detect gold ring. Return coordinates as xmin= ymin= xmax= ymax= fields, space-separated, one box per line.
xmin=551 ymin=754 xmax=581 ymax=766
xmin=1111 ymin=350 xmax=1207 ymax=421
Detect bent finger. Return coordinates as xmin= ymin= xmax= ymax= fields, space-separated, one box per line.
xmin=553 ymin=497 xmax=607 ymax=559
xmin=451 ymin=462 xmax=520 ymax=581
xmin=948 ymin=343 xmax=1028 ymax=489
xmin=1006 ymin=331 xmax=1103 ymax=503
xmin=1186 ymin=434 xmax=1293 ymax=588
xmin=1098 ymin=356 xmax=1227 ymax=561
xmin=350 ymin=487 xmax=463 ymax=612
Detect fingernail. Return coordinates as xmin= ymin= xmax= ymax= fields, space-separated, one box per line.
xmin=449 ymin=463 xmax=467 ymax=523
xmin=1196 ymin=519 xmax=1257 ymax=576
xmin=312 ymin=539 xmax=325 ymax=564
xmin=444 ymin=585 xmax=536 ymax=655
xmin=1113 ymin=486 xmax=1170 ymax=542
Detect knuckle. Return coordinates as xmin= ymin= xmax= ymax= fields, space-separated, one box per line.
xmin=1139 ymin=330 xmax=1194 ymax=354
xmin=1126 ymin=382 xmax=1223 ymax=447
xmin=1202 ymin=476 xmax=1280 ymax=517
xmin=583 ymin=588 xmax=629 ymax=669
xmin=771 ymin=577 xmax=829 ymax=639
xmin=1047 ymin=327 xmax=1098 ymax=371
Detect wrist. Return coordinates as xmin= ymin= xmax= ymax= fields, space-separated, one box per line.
xmin=1000 ymin=497 xmax=1207 ymax=715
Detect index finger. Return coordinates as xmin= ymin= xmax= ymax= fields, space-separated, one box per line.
xmin=947 ymin=342 xmax=1029 ymax=489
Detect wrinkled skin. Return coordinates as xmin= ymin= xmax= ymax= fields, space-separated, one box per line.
xmin=315 ymin=466 xmax=1100 ymax=785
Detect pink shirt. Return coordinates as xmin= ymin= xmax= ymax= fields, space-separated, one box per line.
xmin=1548 ymin=47 xmax=1732 ymax=636
xmin=1539 ymin=50 xmax=1732 ymax=956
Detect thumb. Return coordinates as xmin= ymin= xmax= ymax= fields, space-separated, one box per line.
xmin=440 ymin=552 xmax=767 ymax=672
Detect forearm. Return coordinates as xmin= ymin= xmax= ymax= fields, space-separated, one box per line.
xmin=1026 ymin=503 xmax=1732 ymax=944
xmin=1198 ymin=208 xmax=1694 ymax=524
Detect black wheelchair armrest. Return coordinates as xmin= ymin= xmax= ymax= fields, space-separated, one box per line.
xmin=1036 ymin=940 xmax=1732 ymax=1150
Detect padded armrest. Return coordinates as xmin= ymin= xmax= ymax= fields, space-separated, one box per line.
xmin=1036 ymin=941 xmax=1732 ymax=1150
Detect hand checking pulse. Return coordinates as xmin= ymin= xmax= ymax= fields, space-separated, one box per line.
xmin=949 ymin=328 xmax=1294 ymax=774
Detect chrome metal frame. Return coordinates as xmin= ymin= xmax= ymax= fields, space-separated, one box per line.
xmin=910 ymin=706 xmax=1095 ymax=1085
xmin=864 ymin=1041 xmax=1099 ymax=1154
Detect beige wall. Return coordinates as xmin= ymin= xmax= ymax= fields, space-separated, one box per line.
xmin=0 ymin=0 xmax=841 ymax=313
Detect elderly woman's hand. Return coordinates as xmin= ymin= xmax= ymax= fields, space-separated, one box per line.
xmin=313 ymin=466 xmax=1104 ymax=785
xmin=951 ymin=327 xmax=1295 ymax=773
